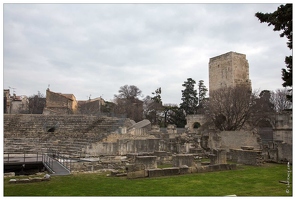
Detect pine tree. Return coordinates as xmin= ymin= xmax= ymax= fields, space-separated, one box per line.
xmin=255 ymin=4 xmax=292 ymax=101
xmin=180 ymin=78 xmax=199 ymax=115
xmin=198 ymin=80 xmax=208 ymax=106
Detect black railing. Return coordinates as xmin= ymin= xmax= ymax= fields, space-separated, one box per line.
xmin=4 ymin=152 xmax=43 ymax=163
xmin=3 ymin=152 xmax=69 ymax=174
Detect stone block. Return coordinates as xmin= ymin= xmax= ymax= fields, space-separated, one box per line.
xmin=241 ymin=146 xmax=254 ymax=150
xmin=127 ymin=170 xmax=147 ymax=179
xmin=208 ymin=165 xmax=217 ymax=172
xmin=219 ymin=164 xmax=229 ymax=171
xmin=162 ymin=167 xmax=180 ymax=176
xmin=233 ymin=149 xmax=263 ymax=165
xmin=9 ymin=179 xmax=17 ymax=184
xmin=147 ymin=168 xmax=164 ymax=177
xmin=153 ymin=151 xmax=167 ymax=157
xmin=179 ymin=166 xmax=189 ymax=174
xmin=135 ymin=156 xmax=157 ymax=169
xmin=172 ymin=154 xmax=194 ymax=167
xmin=126 ymin=164 xmax=145 ymax=172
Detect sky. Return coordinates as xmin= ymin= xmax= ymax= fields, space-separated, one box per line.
xmin=2 ymin=2 xmax=292 ymax=105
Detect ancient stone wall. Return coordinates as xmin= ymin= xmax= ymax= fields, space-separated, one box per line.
xmin=209 ymin=51 xmax=251 ymax=96
xmin=185 ymin=114 xmax=207 ymax=133
xmin=262 ymin=141 xmax=292 ymax=163
xmin=229 ymin=149 xmax=263 ymax=165
xmin=206 ymin=130 xmax=261 ymax=151
xmin=273 ymin=111 xmax=292 ymax=144
xmin=85 ymin=138 xmax=161 ymax=156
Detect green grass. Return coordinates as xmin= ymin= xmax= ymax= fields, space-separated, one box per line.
xmin=4 ymin=163 xmax=292 ymax=196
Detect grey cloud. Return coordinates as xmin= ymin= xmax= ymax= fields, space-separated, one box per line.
xmin=4 ymin=3 xmax=289 ymax=104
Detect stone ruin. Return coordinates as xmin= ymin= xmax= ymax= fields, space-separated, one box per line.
xmin=3 ymin=109 xmax=292 ymax=178
xmin=125 ymin=153 xmax=236 ymax=179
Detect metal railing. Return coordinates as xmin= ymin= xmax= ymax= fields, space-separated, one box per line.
xmin=3 ymin=152 xmax=66 ymax=174
xmin=42 ymin=153 xmax=55 ymax=173
xmin=45 ymin=149 xmax=73 ymax=173
xmin=4 ymin=152 xmax=43 ymax=163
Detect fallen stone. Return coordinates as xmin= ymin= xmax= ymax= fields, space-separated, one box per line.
xmin=9 ymin=179 xmax=17 ymax=184
xmin=44 ymin=174 xmax=51 ymax=179
xmin=279 ymin=180 xmax=289 ymax=184
xmin=241 ymin=146 xmax=254 ymax=150
xmin=115 ymin=173 xmax=127 ymax=177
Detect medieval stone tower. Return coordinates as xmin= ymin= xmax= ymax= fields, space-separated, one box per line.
xmin=208 ymin=51 xmax=252 ymax=96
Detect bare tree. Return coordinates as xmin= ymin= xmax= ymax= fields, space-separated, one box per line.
xmin=270 ymin=88 xmax=292 ymax=112
xmin=205 ymin=86 xmax=258 ymax=131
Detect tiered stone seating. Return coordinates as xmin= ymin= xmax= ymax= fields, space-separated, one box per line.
xmin=4 ymin=114 xmax=127 ymax=156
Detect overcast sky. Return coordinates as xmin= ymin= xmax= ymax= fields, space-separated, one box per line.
xmin=3 ymin=3 xmax=291 ymax=104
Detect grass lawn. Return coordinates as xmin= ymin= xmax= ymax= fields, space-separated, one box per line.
xmin=3 ymin=163 xmax=292 ymax=196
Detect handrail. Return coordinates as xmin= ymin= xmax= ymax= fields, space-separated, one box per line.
xmin=44 ymin=150 xmax=72 ymax=173
xmin=42 ymin=153 xmax=55 ymax=173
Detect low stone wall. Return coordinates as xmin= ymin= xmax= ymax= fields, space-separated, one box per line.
xmin=262 ymin=141 xmax=292 ymax=163
xmin=126 ymin=170 xmax=147 ymax=179
xmin=229 ymin=149 xmax=263 ymax=165
xmin=148 ymin=167 xmax=180 ymax=177
xmin=70 ymin=160 xmax=125 ymax=173
xmin=193 ymin=164 xmax=237 ymax=173
xmin=127 ymin=164 xmax=237 ymax=179
xmin=207 ymin=131 xmax=261 ymax=151
xmin=86 ymin=138 xmax=161 ymax=156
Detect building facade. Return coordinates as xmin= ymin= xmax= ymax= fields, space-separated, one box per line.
xmin=3 ymin=89 xmax=29 ymax=114
xmin=43 ymin=89 xmax=78 ymax=115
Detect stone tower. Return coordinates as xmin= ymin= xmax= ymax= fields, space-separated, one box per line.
xmin=208 ymin=51 xmax=251 ymax=96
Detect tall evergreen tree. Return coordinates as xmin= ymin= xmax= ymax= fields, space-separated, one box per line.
xmin=255 ymin=4 xmax=292 ymax=101
xmin=197 ymin=80 xmax=208 ymax=107
xmin=180 ymin=78 xmax=199 ymax=115
xmin=163 ymin=104 xmax=186 ymax=128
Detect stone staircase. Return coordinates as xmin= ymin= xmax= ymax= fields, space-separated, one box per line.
xmin=4 ymin=114 xmax=127 ymax=157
